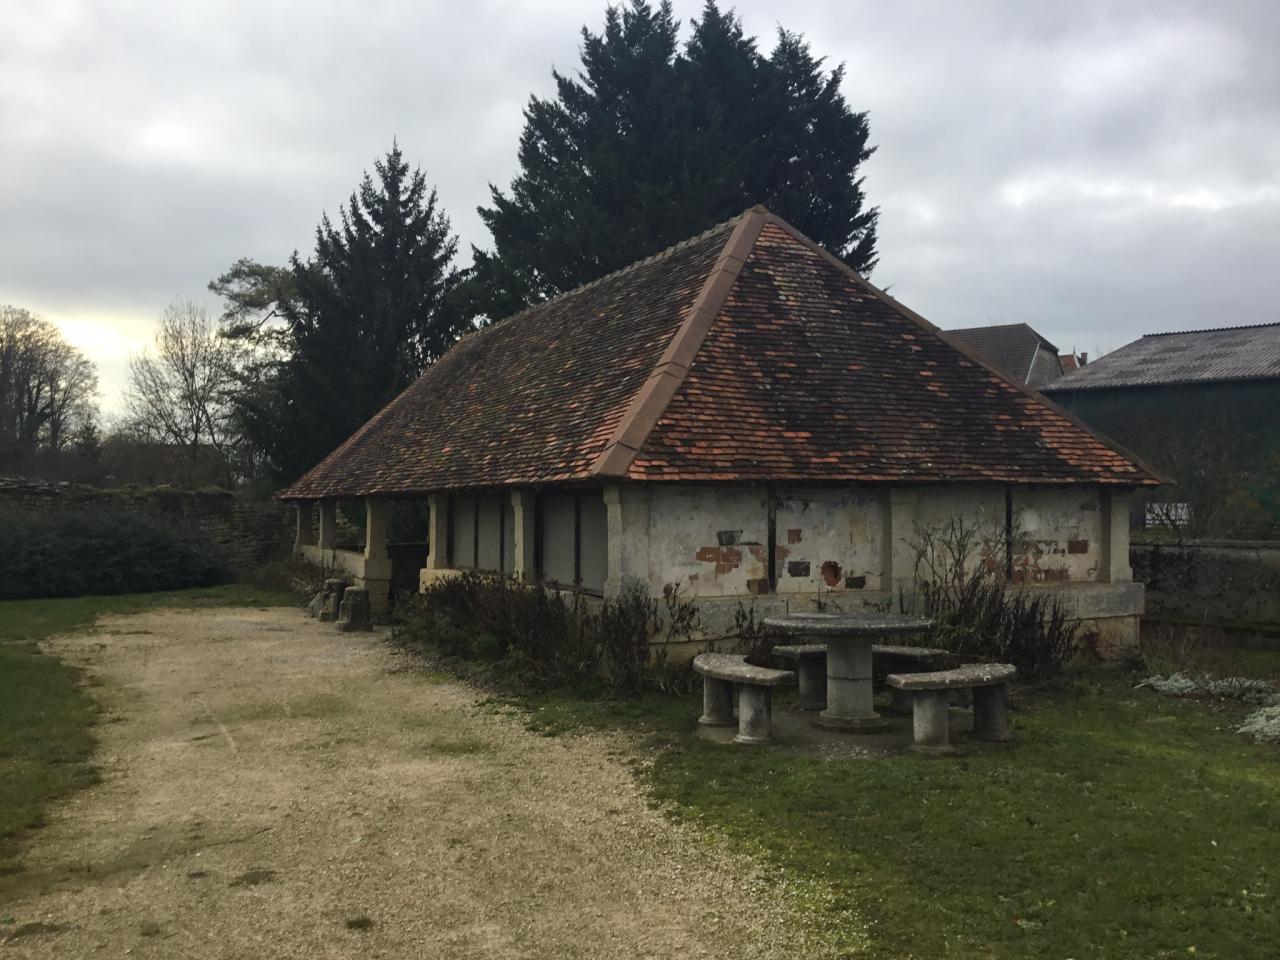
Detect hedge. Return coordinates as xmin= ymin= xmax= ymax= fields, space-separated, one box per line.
xmin=0 ymin=507 xmax=230 ymax=600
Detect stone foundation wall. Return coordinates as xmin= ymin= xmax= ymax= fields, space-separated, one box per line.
xmin=0 ymin=476 xmax=293 ymax=572
xmin=1132 ymin=541 xmax=1280 ymax=629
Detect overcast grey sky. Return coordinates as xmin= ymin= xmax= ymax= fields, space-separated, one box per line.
xmin=2 ymin=0 xmax=1278 ymax=415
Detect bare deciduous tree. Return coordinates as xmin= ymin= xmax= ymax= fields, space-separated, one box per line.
xmin=124 ymin=300 xmax=239 ymax=485
xmin=0 ymin=305 xmax=99 ymax=470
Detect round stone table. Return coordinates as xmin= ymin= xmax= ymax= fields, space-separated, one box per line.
xmin=761 ymin=612 xmax=934 ymax=732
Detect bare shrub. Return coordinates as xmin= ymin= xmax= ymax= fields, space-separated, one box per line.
xmin=391 ymin=572 xmax=700 ymax=694
xmin=905 ymin=517 xmax=1081 ymax=683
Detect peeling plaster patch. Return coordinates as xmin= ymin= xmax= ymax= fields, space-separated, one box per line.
xmin=747 ymin=578 xmax=770 ymax=595
xmin=696 ymin=546 xmax=720 ymax=562
xmin=717 ymin=530 xmax=741 ymax=546
xmin=821 ymin=561 xmax=842 ymax=587
xmin=787 ymin=560 xmax=811 ymax=578
xmin=787 ymin=528 xmax=803 ymax=544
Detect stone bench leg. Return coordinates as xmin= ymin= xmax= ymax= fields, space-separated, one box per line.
xmin=796 ymin=657 xmax=826 ymax=711
xmin=888 ymin=687 xmax=914 ymax=715
xmin=699 ymin=676 xmax=735 ymax=727
xmin=972 ymin=684 xmax=1014 ymax=742
xmin=910 ymin=690 xmax=952 ymax=753
xmin=734 ymin=684 xmax=773 ymax=745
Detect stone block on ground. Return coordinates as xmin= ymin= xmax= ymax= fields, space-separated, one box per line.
xmin=318 ymin=578 xmax=346 ymax=623
xmin=338 ymin=587 xmax=371 ymax=632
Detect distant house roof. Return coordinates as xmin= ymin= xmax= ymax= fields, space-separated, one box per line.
xmin=279 ymin=209 xmax=1160 ymax=500
xmin=1059 ymin=353 xmax=1080 ymax=373
xmin=944 ymin=323 xmax=1064 ymax=387
xmin=1044 ymin=322 xmax=1280 ymax=392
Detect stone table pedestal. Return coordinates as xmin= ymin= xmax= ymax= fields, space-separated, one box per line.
xmin=763 ymin=612 xmax=933 ymax=734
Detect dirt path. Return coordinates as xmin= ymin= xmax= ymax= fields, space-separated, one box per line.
xmin=3 ymin=606 xmax=839 ymax=959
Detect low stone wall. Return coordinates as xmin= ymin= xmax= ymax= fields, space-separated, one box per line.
xmin=1132 ymin=540 xmax=1280 ymax=630
xmin=0 ymin=476 xmax=293 ymax=573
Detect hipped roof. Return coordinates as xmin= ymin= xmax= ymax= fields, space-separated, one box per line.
xmin=280 ymin=208 xmax=1161 ymax=500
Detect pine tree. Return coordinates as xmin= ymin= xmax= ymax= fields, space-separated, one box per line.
xmin=466 ymin=0 xmax=878 ymax=322
xmin=251 ymin=144 xmax=462 ymax=482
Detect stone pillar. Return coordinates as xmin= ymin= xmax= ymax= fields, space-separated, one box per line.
xmin=360 ymin=497 xmax=392 ymax=615
xmin=698 ymin=676 xmax=735 ymax=727
xmin=317 ymin=500 xmax=337 ymax=550
xmin=425 ymin=493 xmax=448 ymax=571
xmin=294 ymin=502 xmax=316 ymax=554
xmin=910 ymin=690 xmax=952 ymax=753
xmin=603 ymin=484 xmax=650 ymax=598
xmin=972 ymin=685 xmax=1013 ymax=742
xmin=818 ymin=640 xmax=884 ymax=732
xmin=1099 ymin=489 xmax=1133 ymax=583
xmin=881 ymin=487 xmax=920 ymax=597
xmin=794 ymin=657 xmax=826 ymax=711
xmin=511 ymin=490 xmax=537 ymax=581
xmin=734 ymin=685 xmax=774 ymax=745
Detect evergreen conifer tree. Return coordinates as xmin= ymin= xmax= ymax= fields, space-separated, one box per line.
xmin=238 ymin=144 xmax=462 ymax=482
xmin=467 ymin=0 xmax=878 ymax=321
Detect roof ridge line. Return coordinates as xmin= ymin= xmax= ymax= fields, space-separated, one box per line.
xmin=484 ymin=210 xmax=754 ymax=331
xmin=1142 ymin=320 xmax=1280 ymax=337
xmin=589 ymin=208 xmax=769 ymax=478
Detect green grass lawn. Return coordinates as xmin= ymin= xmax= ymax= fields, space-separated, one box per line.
xmin=0 ymin=584 xmax=298 ymax=878
xmin=522 ymin=672 xmax=1280 ymax=959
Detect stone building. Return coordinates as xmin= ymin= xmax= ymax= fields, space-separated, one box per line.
xmin=280 ymin=208 xmax=1161 ymax=649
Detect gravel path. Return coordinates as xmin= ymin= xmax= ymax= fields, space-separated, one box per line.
xmin=3 ymin=606 xmax=845 ymax=958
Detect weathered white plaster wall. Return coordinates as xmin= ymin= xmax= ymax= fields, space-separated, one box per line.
xmin=774 ymin=488 xmax=884 ymax=594
xmin=645 ymin=486 xmax=770 ymax=597
xmin=1011 ymin=486 xmax=1104 ymax=583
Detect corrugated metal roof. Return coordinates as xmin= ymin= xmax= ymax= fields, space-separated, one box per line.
xmin=1044 ymin=322 xmax=1280 ymax=392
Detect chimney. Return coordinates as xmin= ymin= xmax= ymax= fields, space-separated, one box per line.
xmin=1079 ymin=352 xmax=1088 ymax=366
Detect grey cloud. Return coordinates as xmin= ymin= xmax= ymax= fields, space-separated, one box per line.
xmin=1 ymin=0 xmax=1277 ymax=412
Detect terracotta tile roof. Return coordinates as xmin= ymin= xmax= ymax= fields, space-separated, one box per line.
xmin=628 ymin=221 xmax=1158 ymax=485
xmin=280 ymin=209 xmax=1161 ymax=500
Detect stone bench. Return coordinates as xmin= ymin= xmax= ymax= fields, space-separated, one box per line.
xmin=886 ymin=664 xmax=1017 ymax=753
xmin=872 ymin=645 xmax=956 ymax=713
xmin=772 ymin=643 xmax=954 ymax=713
xmin=693 ymin=653 xmax=794 ymax=745
xmin=770 ymin=644 xmax=827 ymax=710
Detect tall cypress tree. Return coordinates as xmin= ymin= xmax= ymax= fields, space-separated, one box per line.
xmin=466 ymin=0 xmax=878 ymax=322
xmin=260 ymin=144 xmax=462 ymax=481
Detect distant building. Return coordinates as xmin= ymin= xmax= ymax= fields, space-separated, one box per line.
xmin=1058 ymin=351 xmax=1087 ymax=373
xmin=1043 ymin=322 xmax=1280 ymax=536
xmin=945 ymin=322 xmax=1065 ymax=388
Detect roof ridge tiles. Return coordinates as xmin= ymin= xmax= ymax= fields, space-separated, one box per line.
xmin=481 ymin=208 xmax=754 ymax=331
